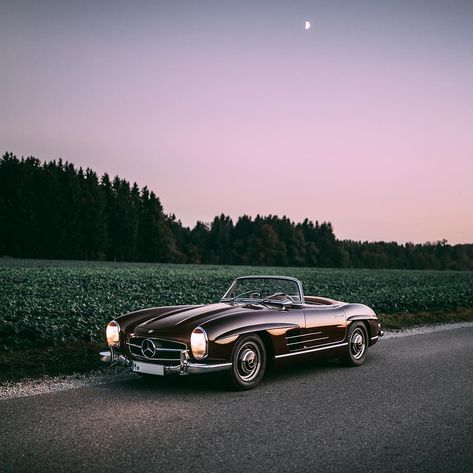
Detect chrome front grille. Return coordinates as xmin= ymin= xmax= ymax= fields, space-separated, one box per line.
xmin=285 ymin=330 xmax=329 ymax=352
xmin=127 ymin=336 xmax=186 ymax=365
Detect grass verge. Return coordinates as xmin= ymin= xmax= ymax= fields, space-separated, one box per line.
xmin=1 ymin=309 xmax=472 ymax=384
xmin=378 ymin=307 xmax=473 ymax=330
xmin=0 ymin=342 xmax=103 ymax=384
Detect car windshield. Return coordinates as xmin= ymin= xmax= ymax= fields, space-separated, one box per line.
xmin=221 ymin=277 xmax=302 ymax=303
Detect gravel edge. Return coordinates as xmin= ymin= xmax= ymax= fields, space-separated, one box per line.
xmin=0 ymin=366 xmax=138 ymax=401
xmin=382 ymin=321 xmax=473 ymax=339
xmin=2 ymin=321 xmax=473 ymax=401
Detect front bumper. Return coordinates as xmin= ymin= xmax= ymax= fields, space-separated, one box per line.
xmin=99 ymin=348 xmax=231 ymax=376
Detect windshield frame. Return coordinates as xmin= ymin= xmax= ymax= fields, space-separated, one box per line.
xmin=220 ymin=275 xmax=305 ymax=304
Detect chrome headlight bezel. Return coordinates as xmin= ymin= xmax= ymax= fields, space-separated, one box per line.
xmin=190 ymin=327 xmax=208 ymax=360
xmin=106 ymin=320 xmax=121 ymax=347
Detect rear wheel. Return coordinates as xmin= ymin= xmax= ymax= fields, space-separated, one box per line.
xmin=342 ymin=322 xmax=368 ymax=366
xmin=229 ymin=334 xmax=266 ymax=390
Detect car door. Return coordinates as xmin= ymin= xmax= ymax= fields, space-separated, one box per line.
xmin=303 ymin=304 xmax=346 ymax=344
xmin=284 ymin=304 xmax=346 ymax=353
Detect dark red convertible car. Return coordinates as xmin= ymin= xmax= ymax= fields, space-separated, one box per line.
xmin=100 ymin=275 xmax=383 ymax=389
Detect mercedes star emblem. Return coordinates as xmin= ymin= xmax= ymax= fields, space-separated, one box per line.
xmin=141 ymin=338 xmax=157 ymax=358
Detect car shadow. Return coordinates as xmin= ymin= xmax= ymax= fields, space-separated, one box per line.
xmin=99 ymin=344 xmax=385 ymax=396
xmin=101 ymin=356 xmax=369 ymax=396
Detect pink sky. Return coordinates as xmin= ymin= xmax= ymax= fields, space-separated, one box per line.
xmin=1 ymin=1 xmax=472 ymax=243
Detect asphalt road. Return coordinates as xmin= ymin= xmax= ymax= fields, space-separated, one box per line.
xmin=1 ymin=327 xmax=472 ymax=473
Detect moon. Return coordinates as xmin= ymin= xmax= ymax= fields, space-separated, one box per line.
xmin=304 ymin=20 xmax=311 ymax=30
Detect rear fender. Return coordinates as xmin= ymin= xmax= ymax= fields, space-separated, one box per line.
xmin=346 ymin=316 xmax=378 ymax=341
xmin=346 ymin=314 xmax=377 ymax=322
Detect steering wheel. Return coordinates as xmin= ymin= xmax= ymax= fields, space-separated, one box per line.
xmin=232 ymin=290 xmax=262 ymax=300
xmin=264 ymin=292 xmax=295 ymax=302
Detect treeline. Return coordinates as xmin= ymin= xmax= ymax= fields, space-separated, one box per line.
xmin=1 ymin=152 xmax=472 ymax=269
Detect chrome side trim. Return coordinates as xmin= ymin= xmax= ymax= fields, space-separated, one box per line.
xmin=275 ymin=342 xmax=348 ymax=359
xmin=371 ymin=336 xmax=379 ymax=340
xmin=287 ymin=336 xmax=329 ymax=346
xmin=285 ymin=331 xmax=322 ymax=339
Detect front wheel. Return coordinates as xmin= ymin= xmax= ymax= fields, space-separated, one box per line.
xmin=342 ymin=322 xmax=368 ymax=366
xmin=229 ymin=334 xmax=266 ymax=390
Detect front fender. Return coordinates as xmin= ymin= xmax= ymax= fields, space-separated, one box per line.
xmin=214 ymin=323 xmax=299 ymax=342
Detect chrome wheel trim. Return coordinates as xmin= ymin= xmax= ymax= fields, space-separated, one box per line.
xmin=350 ymin=328 xmax=366 ymax=360
xmin=236 ymin=341 xmax=262 ymax=382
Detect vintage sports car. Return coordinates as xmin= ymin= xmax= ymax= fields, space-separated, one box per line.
xmin=100 ymin=275 xmax=383 ymax=390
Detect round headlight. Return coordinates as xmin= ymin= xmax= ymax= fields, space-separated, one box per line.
xmin=106 ymin=321 xmax=120 ymax=347
xmin=191 ymin=327 xmax=208 ymax=360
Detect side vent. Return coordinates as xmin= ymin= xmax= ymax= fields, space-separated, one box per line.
xmin=284 ymin=329 xmax=329 ymax=352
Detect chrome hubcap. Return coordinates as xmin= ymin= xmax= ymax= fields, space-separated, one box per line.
xmin=236 ymin=342 xmax=261 ymax=382
xmin=350 ymin=328 xmax=366 ymax=360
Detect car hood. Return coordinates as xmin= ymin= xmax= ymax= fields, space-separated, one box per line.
xmin=132 ymin=302 xmax=262 ymax=340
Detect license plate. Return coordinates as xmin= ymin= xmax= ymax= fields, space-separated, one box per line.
xmin=132 ymin=361 xmax=165 ymax=376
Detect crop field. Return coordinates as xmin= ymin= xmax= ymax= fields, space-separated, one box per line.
xmin=1 ymin=259 xmax=473 ymax=350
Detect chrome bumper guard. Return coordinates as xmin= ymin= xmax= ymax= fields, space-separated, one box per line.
xmin=99 ymin=348 xmax=231 ymax=375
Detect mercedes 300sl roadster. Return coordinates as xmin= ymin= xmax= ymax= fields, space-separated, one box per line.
xmin=100 ymin=275 xmax=383 ymax=390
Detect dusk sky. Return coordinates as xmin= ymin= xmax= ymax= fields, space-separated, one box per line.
xmin=1 ymin=0 xmax=472 ymax=244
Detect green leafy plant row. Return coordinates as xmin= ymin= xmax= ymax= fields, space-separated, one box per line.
xmin=1 ymin=259 xmax=472 ymax=350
